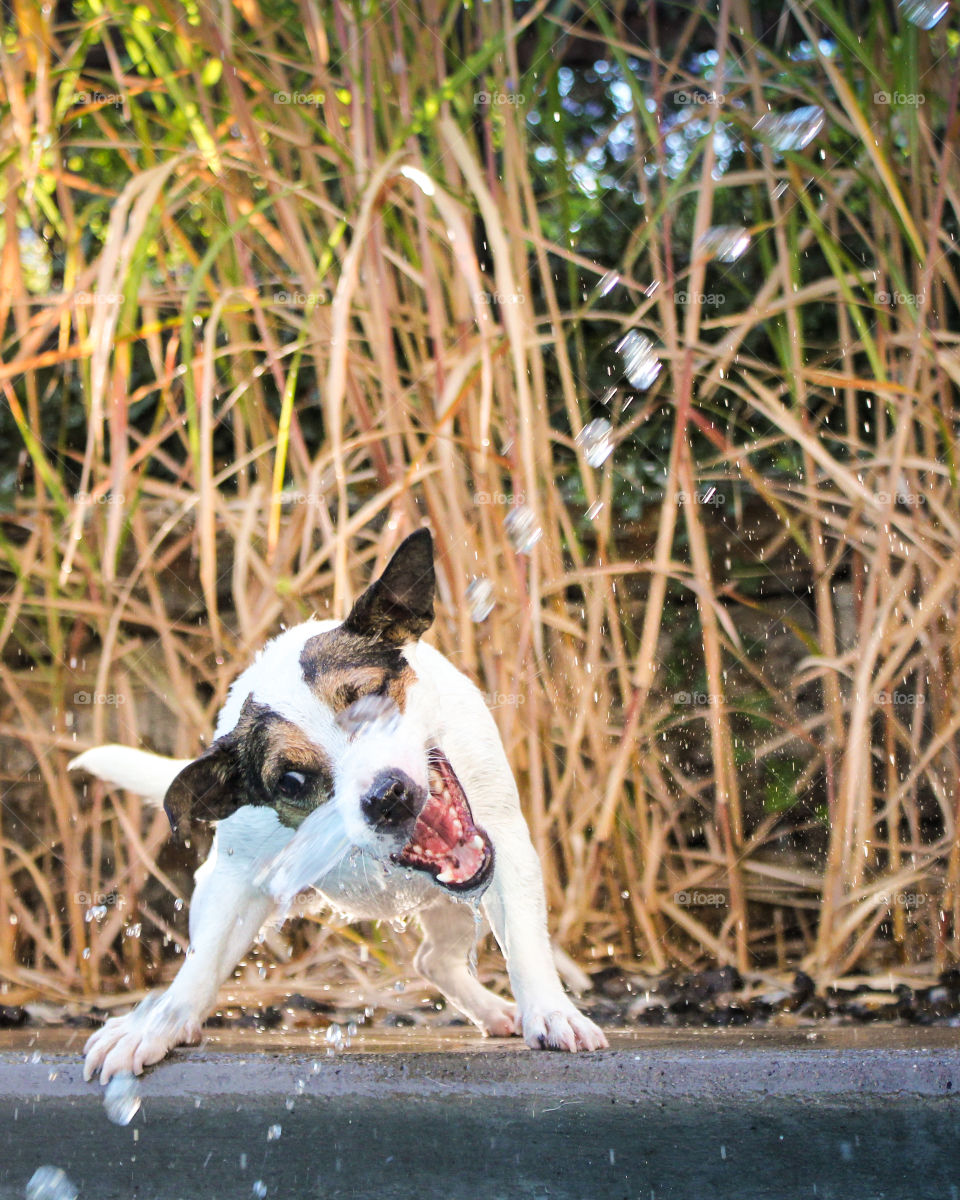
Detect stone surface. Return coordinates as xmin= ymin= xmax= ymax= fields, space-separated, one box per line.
xmin=1 ymin=1028 xmax=958 ymax=1198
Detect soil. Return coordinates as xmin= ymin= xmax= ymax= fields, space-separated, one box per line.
xmin=7 ymin=965 xmax=960 ymax=1036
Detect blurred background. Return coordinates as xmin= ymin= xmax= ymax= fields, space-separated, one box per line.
xmin=1 ymin=0 xmax=958 ymax=1024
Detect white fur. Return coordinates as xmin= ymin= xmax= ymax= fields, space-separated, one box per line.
xmin=75 ymin=613 xmax=607 ymax=1083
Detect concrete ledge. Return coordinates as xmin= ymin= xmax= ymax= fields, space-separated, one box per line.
xmin=2 ymin=1026 xmax=960 ymax=1100
xmin=1 ymin=1028 xmax=959 ymax=1200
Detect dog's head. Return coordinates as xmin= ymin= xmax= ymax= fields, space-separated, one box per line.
xmin=164 ymin=530 xmax=494 ymax=896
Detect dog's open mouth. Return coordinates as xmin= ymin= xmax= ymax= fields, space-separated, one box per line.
xmin=392 ymin=750 xmax=493 ymax=892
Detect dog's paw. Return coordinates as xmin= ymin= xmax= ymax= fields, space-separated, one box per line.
xmin=83 ymin=995 xmax=202 ymax=1084
xmin=475 ymin=995 xmax=519 ymax=1039
xmin=519 ymin=1000 xmax=608 ymax=1052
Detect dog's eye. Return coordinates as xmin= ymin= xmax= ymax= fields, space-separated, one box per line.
xmin=277 ymin=770 xmax=310 ymax=801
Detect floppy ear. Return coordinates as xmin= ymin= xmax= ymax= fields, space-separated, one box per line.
xmin=342 ymin=528 xmax=436 ymax=644
xmin=163 ymin=730 xmax=245 ymax=840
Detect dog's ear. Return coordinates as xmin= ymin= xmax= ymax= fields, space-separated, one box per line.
xmin=342 ymin=529 xmax=435 ymax=644
xmin=163 ymin=731 xmax=244 ymax=840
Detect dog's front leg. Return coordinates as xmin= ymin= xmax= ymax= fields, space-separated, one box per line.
xmin=84 ymin=812 xmax=286 ymax=1083
xmin=482 ymin=819 xmax=608 ymax=1052
xmin=415 ymin=899 xmax=518 ymax=1037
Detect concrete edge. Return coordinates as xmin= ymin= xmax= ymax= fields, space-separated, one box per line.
xmin=4 ymin=1041 xmax=959 ymax=1104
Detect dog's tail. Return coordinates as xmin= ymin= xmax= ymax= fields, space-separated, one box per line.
xmin=69 ymin=745 xmax=190 ymax=807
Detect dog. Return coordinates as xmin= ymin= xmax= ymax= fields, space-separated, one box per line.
xmin=72 ymin=530 xmax=607 ymax=1082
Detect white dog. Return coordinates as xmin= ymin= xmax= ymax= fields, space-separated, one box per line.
xmin=73 ymin=530 xmax=607 ymax=1082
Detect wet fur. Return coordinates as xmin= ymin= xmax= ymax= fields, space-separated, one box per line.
xmin=72 ymin=531 xmax=607 ymax=1082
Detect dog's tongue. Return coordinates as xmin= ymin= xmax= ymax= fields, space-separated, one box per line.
xmin=395 ymin=752 xmax=492 ymax=889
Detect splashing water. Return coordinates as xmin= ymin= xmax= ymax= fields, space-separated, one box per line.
xmin=505 ymin=505 xmax=542 ymax=554
xmin=256 ymin=802 xmax=352 ymax=910
xmin=899 ymin=0 xmax=948 ymax=26
xmin=25 ymin=1168 xmax=77 ymax=1200
xmin=697 ymin=225 xmax=751 ymax=263
xmin=586 ymin=499 xmax=605 ymax=521
xmin=754 ymin=105 xmax=825 ymax=151
xmin=576 ymin=418 xmax=614 ymax=467
xmin=104 ymin=1071 xmax=142 ymax=1125
xmin=335 ymin=692 xmax=401 ymax=739
xmin=593 ymin=270 xmax=621 ymax=298
xmin=466 ymin=577 xmax=495 ymax=622
xmin=616 ymin=331 xmax=662 ymax=389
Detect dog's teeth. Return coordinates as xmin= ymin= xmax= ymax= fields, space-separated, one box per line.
xmin=470 ymin=834 xmax=484 ymax=850
xmin=437 ymin=866 xmax=456 ymax=883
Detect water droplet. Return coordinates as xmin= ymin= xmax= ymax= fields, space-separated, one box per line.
xmin=616 ymin=331 xmax=662 ymax=389
xmin=585 ymin=499 xmax=605 ymax=521
xmin=576 ymin=418 xmax=614 ymax=467
xmin=504 ymin=505 xmax=542 ymax=554
xmin=335 ymin=692 xmax=402 ymax=739
xmin=25 ymin=1166 xmax=78 ymax=1200
xmin=324 ymin=1024 xmax=343 ymax=1048
xmin=754 ymin=105 xmax=825 ymax=151
xmin=103 ymin=1071 xmax=142 ymax=1126
xmin=266 ymin=1123 xmax=282 ymax=1140
xmin=899 ymin=0 xmax=948 ymax=26
xmin=252 ymin=1182 xmax=268 ymax=1199
xmin=697 ymin=225 xmax=752 ymax=262
xmin=594 ymin=270 xmax=620 ymax=297
xmin=466 ymin=577 xmax=495 ymax=622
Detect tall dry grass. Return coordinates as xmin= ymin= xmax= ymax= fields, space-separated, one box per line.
xmin=0 ymin=0 xmax=958 ymax=1009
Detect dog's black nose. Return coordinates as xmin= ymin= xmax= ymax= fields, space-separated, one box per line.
xmin=361 ymin=770 xmax=424 ymax=829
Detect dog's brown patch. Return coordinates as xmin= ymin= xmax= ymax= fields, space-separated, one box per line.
xmin=164 ymin=696 xmax=335 ymax=836
xmin=299 ymin=627 xmax=415 ymax=714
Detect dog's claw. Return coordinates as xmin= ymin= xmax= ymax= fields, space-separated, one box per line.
xmin=83 ymin=1001 xmax=202 ymax=1084
xmin=520 ymin=1003 xmax=607 ymax=1053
